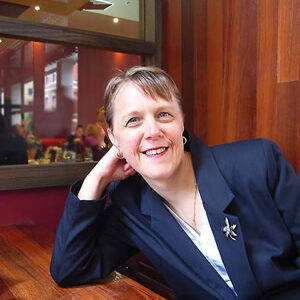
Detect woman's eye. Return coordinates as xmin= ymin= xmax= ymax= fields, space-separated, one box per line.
xmin=159 ymin=112 xmax=170 ymax=118
xmin=126 ymin=117 xmax=139 ymax=126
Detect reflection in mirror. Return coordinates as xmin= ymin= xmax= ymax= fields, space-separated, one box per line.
xmin=1 ymin=0 xmax=143 ymax=40
xmin=0 ymin=37 xmax=142 ymax=165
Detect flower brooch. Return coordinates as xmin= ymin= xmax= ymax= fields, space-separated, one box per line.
xmin=222 ymin=217 xmax=237 ymax=240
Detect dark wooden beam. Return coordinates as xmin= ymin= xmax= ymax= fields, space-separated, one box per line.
xmin=0 ymin=16 xmax=156 ymax=55
xmin=0 ymin=162 xmax=96 ymax=191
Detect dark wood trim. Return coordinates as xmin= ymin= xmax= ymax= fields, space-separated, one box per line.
xmin=155 ymin=0 xmax=162 ymax=67
xmin=0 ymin=16 xmax=156 ymax=55
xmin=0 ymin=162 xmax=96 ymax=191
xmin=181 ymin=0 xmax=194 ymax=131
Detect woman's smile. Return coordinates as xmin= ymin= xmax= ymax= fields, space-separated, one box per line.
xmin=142 ymin=146 xmax=168 ymax=157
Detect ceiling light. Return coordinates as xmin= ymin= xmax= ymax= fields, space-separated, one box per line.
xmin=34 ymin=5 xmax=40 ymax=11
xmin=0 ymin=39 xmax=2 ymax=43
xmin=113 ymin=17 xmax=119 ymax=23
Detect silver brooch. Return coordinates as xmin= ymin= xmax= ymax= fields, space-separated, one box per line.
xmin=222 ymin=217 xmax=237 ymax=240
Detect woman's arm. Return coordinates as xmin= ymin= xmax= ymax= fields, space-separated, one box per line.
xmin=50 ymin=182 xmax=137 ymax=286
xmin=262 ymin=139 xmax=300 ymax=260
xmin=50 ymin=146 xmax=137 ymax=286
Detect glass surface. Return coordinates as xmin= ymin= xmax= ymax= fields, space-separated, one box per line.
xmin=1 ymin=0 xmax=143 ymax=40
xmin=0 ymin=37 xmax=142 ymax=165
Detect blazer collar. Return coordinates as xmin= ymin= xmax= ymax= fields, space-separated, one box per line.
xmin=188 ymin=131 xmax=234 ymax=212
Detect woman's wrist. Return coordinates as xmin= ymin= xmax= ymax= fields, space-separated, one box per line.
xmin=78 ymin=172 xmax=109 ymax=200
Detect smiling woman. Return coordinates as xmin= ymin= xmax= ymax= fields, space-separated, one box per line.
xmin=51 ymin=66 xmax=300 ymax=300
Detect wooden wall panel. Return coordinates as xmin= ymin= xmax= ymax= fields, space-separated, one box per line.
xmin=162 ymin=0 xmax=300 ymax=172
xmin=161 ymin=0 xmax=182 ymax=91
xmin=276 ymin=81 xmax=300 ymax=168
xmin=181 ymin=0 xmax=194 ymax=131
xmin=193 ymin=0 xmax=208 ymax=141
xmin=207 ymin=0 xmax=224 ymax=145
xmin=277 ymin=0 xmax=300 ymax=82
xmin=257 ymin=0 xmax=278 ymax=140
xmin=222 ymin=0 xmax=257 ymax=142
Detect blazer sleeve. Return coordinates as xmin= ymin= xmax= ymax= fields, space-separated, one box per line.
xmin=262 ymin=139 xmax=300 ymax=263
xmin=50 ymin=181 xmax=138 ymax=287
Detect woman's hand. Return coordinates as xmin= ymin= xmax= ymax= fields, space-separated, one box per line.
xmin=78 ymin=146 xmax=135 ymax=200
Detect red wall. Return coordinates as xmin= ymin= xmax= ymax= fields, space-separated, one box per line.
xmin=78 ymin=48 xmax=142 ymax=126
xmin=0 ymin=186 xmax=69 ymax=233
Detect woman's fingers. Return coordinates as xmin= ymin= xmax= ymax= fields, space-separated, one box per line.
xmin=123 ymin=165 xmax=136 ymax=177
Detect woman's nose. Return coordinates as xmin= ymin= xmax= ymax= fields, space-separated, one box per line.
xmin=144 ymin=119 xmax=161 ymax=139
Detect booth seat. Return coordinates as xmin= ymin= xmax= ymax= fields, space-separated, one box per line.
xmin=40 ymin=138 xmax=66 ymax=149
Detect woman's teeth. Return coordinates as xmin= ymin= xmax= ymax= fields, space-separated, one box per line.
xmin=145 ymin=147 xmax=166 ymax=156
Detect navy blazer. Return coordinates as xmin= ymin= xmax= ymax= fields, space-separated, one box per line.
xmin=50 ymin=132 xmax=300 ymax=300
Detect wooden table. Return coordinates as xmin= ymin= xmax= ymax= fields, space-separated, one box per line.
xmin=0 ymin=223 xmax=166 ymax=300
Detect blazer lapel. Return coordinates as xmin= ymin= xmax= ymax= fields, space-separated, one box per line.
xmin=207 ymin=210 xmax=262 ymax=300
xmin=141 ymin=184 xmax=238 ymax=300
xmin=188 ymin=132 xmax=262 ymax=299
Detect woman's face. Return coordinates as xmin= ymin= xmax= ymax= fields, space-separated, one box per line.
xmin=108 ymin=82 xmax=185 ymax=182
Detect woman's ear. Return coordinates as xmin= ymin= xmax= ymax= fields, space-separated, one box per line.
xmin=107 ymin=128 xmax=119 ymax=148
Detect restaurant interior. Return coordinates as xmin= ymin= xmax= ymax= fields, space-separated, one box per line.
xmin=0 ymin=0 xmax=299 ymax=299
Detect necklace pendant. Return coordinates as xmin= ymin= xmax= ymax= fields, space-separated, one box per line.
xmin=221 ymin=217 xmax=237 ymax=240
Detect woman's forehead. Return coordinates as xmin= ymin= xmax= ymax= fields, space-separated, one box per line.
xmin=115 ymin=81 xmax=172 ymax=103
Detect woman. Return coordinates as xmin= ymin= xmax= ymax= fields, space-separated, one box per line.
xmin=96 ymin=105 xmax=111 ymax=147
xmin=51 ymin=66 xmax=300 ymax=300
xmin=84 ymin=123 xmax=109 ymax=161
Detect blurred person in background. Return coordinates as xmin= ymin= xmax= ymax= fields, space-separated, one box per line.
xmin=96 ymin=106 xmax=111 ymax=147
xmin=67 ymin=124 xmax=85 ymax=155
xmin=85 ymin=123 xmax=109 ymax=161
xmin=0 ymin=116 xmax=27 ymax=165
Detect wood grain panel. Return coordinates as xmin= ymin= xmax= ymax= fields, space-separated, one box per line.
xmin=257 ymin=0 xmax=278 ymax=140
xmin=0 ymin=224 xmax=167 ymax=300
xmin=181 ymin=0 xmax=194 ymax=131
xmin=207 ymin=0 xmax=224 ymax=145
xmin=276 ymin=81 xmax=300 ymax=171
xmin=222 ymin=0 xmax=257 ymax=142
xmin=161 ymin=0 xmax=182 ymax=91
xmin=161 ymin=0 xmax=300 ymax=171
xmin=0 ymin=277 xmax=16 ymax=300
xmin=0 ymin=162 xmax=96 ymax=191
xmin=277 ymin=0 xmax=300 ymax=82
xmin=193 ymin=0 xmax=208 ymax=141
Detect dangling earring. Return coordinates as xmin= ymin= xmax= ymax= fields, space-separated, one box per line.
xmin=117 ymin=151 xmax=124 ymax=159
xmin=183 ymin=136 xmax=187 ymax=145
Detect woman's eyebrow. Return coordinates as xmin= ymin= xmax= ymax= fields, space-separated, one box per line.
xmin=120 ymin=111 xmax=142 ymax=124
xmin=121 ymin=110 xmax=141 ymax=119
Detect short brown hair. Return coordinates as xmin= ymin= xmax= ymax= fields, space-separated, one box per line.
xmin=104 ymin=66 xmax=182 ymax=129
xmin=85 ymin=124 xmax=98 ymax=137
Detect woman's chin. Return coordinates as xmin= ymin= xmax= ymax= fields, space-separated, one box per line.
xmin=140 ymin=169 xmax=174 ymax=183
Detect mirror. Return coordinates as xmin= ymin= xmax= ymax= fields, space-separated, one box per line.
xmin=0 ymin=0 xmax=143 ymax=40
xmin=0 ymin=37 xmax=142 ymax=165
